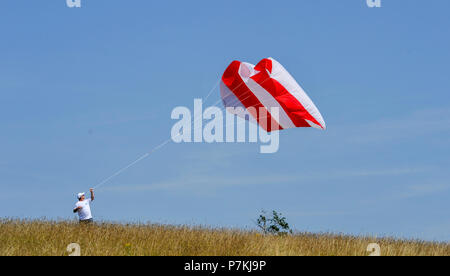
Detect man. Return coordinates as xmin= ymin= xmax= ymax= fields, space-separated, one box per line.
xmin=73 ymin=188 xmax=95 ymax=223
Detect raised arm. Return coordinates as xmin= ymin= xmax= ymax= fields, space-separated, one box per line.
xmin=90 ymin=188 xmax=95 ymax=201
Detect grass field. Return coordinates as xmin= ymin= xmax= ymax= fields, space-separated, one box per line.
xmin=0 ymin=219 xmax=448 ymax=256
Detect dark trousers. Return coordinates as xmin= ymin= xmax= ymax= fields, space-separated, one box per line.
xmin=79 ymin=218 xmax=93 ymax=224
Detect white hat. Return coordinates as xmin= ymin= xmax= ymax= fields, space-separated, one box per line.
xmin=77 ymin=192 xmax=85 ymax=199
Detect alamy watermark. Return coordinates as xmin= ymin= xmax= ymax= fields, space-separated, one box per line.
xmin=171 ymin=99 xmax=280 ymax=154
xmin=366 ymin=0 xmax=382 ymax=8
xmin=66 ymin=1 xmax=381 ymax=9
xmin=66 ymin=1 xmax=380 ymax=9
xmin=66 ymin=0 xmax=81 ymax=8
xmin=67 ymin=243 xmax=81 ymax=256
xmin=367 ymin=243 xmax=381 ymax=256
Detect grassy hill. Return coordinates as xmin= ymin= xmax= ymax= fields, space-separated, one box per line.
xmin=0 ymin=219 xmax=448 ymax=256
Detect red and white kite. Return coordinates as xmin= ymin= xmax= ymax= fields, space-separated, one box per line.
xmin=220 ymin=57 xmax=326 ymax=132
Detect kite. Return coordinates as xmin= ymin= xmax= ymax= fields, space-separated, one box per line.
xmin=220 ymin=57 xmax=326 ymax=132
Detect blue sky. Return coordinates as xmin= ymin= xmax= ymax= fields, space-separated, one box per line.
xmin=1 ymin=0 xmax=449 ymax=241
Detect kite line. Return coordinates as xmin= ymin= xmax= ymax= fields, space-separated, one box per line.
xmin=93 ymin=71 xmax=277 ymax=191
xmin=93 ymin=78 xmax=221 ymax=190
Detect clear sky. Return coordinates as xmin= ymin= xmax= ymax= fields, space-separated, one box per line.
xmin=1 ymin=0 xmax=449 ymax=241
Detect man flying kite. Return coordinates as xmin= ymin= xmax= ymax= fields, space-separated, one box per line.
xmin=73 ymin=188 xmax=95 ymax=223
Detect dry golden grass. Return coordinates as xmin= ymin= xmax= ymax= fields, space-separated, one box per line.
xmin=0 ymin=219 xmax=448 ymax=256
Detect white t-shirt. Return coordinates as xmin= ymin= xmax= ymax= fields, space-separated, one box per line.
xmin=75 ymin=198 xmax=93 ymax=221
